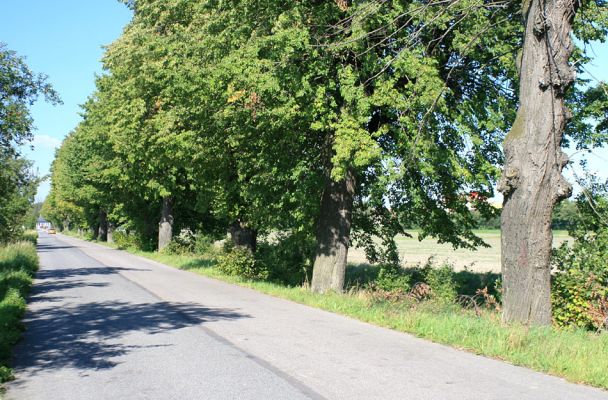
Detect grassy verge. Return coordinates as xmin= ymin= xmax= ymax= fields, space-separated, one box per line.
xmin=64 ymin=232 xmax=608 ymax=390
xmin=0 ymin=241 xmax=38 ymax=383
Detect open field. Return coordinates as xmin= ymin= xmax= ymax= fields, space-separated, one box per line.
xmin=348 ymin=230 xmax=571 ymax=273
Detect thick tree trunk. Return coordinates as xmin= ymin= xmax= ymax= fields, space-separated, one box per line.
xmin=229 ymin=221 xmax=257 ymax=253
xmin=98 ymin=210 xmax=108 ymax=242
xmin=311 ymin=169 xmax=356 ymax=293
xmin=107 ymin=222 xmax=114 ymax=243
xmin=158 ymin=196 xmax=174 ymax=251
xmin=498 ymin=0 xmax=577 ymax=325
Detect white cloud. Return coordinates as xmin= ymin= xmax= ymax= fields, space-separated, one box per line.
xmin=31 ymin=134 xmax=62 ymax=150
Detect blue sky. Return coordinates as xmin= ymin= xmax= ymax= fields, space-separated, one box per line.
xmin=0 ymin=2 xmax=607 ymax=202
xmin=0 ymin=1 xmax=132 ymax=201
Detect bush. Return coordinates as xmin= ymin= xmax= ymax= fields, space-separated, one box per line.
xmin=255 ymin=233 xmax=315 ymax=286
xmin=193 ymin=234 xmax=215 ymax=255
xmin=375 ymin=264 xmax=411 ymax=292
xmin=552 ymin=229 xmax=608 ymax=330
xmin=113 ymin=231 xmax=155 ymax=251
xmin=424 ymin=264 xmax=458 ymax=303
xmin=18 ymin=230 xmax=38 ymax=246
xmin=217 ymin=247 xmax=269 ymax=280
xmin=0 ymin=242 xmax=38 ymax=382
xmin=552 ymin=180 xmax=608 ymax=330
xmin=163 ymin=230 xmax=216 ymax=256
xmin=370 ymin=259 xmax=458 ymax=303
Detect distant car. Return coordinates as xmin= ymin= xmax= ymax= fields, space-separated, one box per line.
xmin=48 ymin=228 xmax=56 ymax=234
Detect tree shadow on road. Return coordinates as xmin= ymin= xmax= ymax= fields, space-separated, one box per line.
xmin=12 ymin=300 xmax=250 ymax=378
xmin=27 ymin=267 xmax=148 ymax=304
xmin=36 ymin=244 xmax=76 ymax=253
xmin=11 ymin=263 xmax=251 ymax=379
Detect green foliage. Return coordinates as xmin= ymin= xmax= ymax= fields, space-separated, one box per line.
xmin=18 ymin=230 xmax=38 ymax=246
xmin=43 ymin=0 xmax=608 ymax=299
xmin=470 ymin=210 xmax=501 ymax=230
xmin=1 ymin=44 xmax=59 ymax=243
xmin=0 ymin=242 xmax=38 ymax=382
xmin=0 ymin=157 xmax=40 ymax=243
xmin=423 ymin=264 xmax=458 ymax=303
xmin=375 ymin=267 xmax=412 ymax=293
xmin=552 ymin=181 xmax=608 ymax=330
xmin=217 ymin=248 xmax=269 ymax=281
xmin=162 ymin=229 xmax=217 ymax=256
xmin=22 ymin=202 xmax=42 ymax=230
xmin=113 ymin=231 xmax=154 ymax=251
xmin=0 ymin=43 xmax=60 ymax=153
xmin=552 ymin=200 xmax=579 ymax=230
xmin=256 ymin=233 xmax=315 ymax=286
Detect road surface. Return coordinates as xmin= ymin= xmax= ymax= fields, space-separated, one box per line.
xmin=5 ymin=232 xmax=608 ymax=399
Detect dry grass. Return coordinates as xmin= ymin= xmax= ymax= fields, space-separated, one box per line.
xmin=349 ymin=230 xmax=571 ymax=273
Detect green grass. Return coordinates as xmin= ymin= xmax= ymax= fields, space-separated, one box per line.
xmin=0 ymin=242 xmax=38 ymax=383
xmin=66 ymin=230 xmax=608 ymax=389
xmin=18 ymin=231 xmax=38 ymax=247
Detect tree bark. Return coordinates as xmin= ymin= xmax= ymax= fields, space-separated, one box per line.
xmin=498 ymin=0 xmax=577 ymax=325
xmin=229 ymin=220 xmax=257 ymax=253
xmin=98 ymin=210 xmax=108 ymax=242
xmin=158 ymin=196 xmax=174 ymax=251
xmin=311 ymin=169 xmax=356 ymax=293
xmin=107 ymin=222 xmax=114 ymax=243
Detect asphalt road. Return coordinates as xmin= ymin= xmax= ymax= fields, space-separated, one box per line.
xmin=5 ymin=232 xmax=608 ymax=400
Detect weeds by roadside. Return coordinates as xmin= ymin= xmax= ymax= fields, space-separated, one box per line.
xmin=0 ymin=241 xmax=38 ymax=383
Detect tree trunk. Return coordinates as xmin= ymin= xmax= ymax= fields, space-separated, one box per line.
xmin=311 ymin=169 xmax=356 ymax=293
xmin=98 ymin=210 xmax=108 ymax=242
xmin=229 ymin=221 xmax=257 ymax=253
xmin=498 ymin=0 xmax=577 ymax=325
xmin=158 ymin=196 xmax=174 ymax=251
xmin=107 ymin=222 xmax=114 ymax=243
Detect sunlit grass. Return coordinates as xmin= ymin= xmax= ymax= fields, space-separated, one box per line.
xmin=0 ymin=242 xmax=38 ymax=383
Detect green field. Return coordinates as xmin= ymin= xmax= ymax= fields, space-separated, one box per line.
xmin=348 ymin=230 xmax=571 ymax=273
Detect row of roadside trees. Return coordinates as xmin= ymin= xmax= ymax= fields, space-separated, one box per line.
xmin=42 ymin=0 xmax=608 ymax=325
xmin=1 ymin=44 xmax=60 ymax=242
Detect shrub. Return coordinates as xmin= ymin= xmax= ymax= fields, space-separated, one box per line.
xmin=375 ymin=264 xmax=411 ymax=292
xmin=423 ymin=263 xmax=458 ymax=303
xmin=113 ymin=231 xmax=155 ymax=251
xmin=162 ymin=230 xmax=217 ymax=256
xmin=551 ymin=180 xmax=608 ymax=330
xmin=193 ymin=234 xmax=215 ymax=255
xmin=552 ymin=229 xmax=608 ymax=330
xmin=255 ymin=233 xmax=315 ymax=286
xmin=217 ymin=248 xmax=269 ymax=280
xmin=18 ymin=230 xmax=38 ymax=246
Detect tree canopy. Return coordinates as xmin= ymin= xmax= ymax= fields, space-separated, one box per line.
xmin=43 ymin=1 xmax=608 ymax=301
xmin=1 ymin=44 xmax=59 ymax=242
